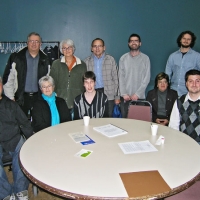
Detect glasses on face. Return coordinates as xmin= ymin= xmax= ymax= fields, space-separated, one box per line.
xmin=62 ymin=46 xmax=73 ymax=51
xmin=28 ymin=40 xmax=40 ymax=44
xmin=92 ymin=45 xmax=104 ymax=48
xmin=41 ymin=85 xmax=52 ymax=89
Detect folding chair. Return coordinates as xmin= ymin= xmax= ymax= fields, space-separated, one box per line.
xmin=127 ymin=100 xmax=152 ymax=122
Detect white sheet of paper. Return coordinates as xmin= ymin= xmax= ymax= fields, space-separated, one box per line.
xmin=69 ymin=132 xmax=89 ymax=143
xmin=93 ymin=124 xmax=127 ymax=137
xmin=118 ymin=140 xmax=158 ymax=154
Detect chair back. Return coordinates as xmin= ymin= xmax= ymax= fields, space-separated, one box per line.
xmin=127 ymin=100 xmax=152 ymax=122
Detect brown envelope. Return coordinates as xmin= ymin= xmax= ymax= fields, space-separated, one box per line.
xmin=119 ymin=170 xmax=171 ymax=198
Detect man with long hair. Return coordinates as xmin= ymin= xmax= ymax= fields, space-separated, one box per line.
xmin=165 ymin=31 xmax=200 ymax=96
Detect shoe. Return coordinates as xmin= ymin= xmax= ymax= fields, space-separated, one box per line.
xmin=3 ymin=194 xmax=16 ymax=200
xmin=16 ymin=190 xmax=28 ymax=200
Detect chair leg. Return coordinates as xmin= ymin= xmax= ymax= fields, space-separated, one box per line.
xmin=32 ymin=184 xmax=38 ymax=196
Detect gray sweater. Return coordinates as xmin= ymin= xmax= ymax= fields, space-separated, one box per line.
xmin=119 ymin=52 xmax=150 ymax=99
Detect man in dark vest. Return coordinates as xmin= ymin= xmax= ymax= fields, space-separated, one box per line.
xmin=169 ymin=69 xmax=200 ymax=144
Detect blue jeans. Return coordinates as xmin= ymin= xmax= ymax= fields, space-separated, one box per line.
xmin=0 ymin=136 xmax=29 ymax=199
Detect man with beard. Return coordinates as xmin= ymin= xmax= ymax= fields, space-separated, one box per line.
xmin=169 ymin=69 xmax=200 ymax=144
xmin=165 ymin=31 xmax=200 ymax=96
xmin=118 ymin=33 xmax=151 ymax=118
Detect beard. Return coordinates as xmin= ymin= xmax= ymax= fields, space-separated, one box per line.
xmin=181 ymin=44 xmax=190 ymax=48
xmin=128 ymin=44 xmax=140 ymax=51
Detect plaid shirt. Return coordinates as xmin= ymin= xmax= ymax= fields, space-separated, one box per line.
xmin=84 ymin=54 xmax=119 ymax=100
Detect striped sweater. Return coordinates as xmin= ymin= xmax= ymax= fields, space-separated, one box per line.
xmin=73 ymin=91 xmax=108 ymax=120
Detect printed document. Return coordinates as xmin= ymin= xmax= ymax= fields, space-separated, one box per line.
xmin=118 ymin=140 xmax=158 ymax=154
xmin=93 ymin=124 xmax=127 ymax=137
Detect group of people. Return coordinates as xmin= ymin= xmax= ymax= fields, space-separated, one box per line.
xmin=1 ymin=30 xmax=200 ymax=199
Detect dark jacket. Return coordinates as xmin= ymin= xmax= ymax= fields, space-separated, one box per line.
xmin=146 ymin=88 xmax=178 ymax=122
xmin=3 ymin=47 xmax=50 ymax=105
xmin=32 ymin=96 xmax=71 ymax=132
xmin=0 ymin=95 xmax=33 ymax=152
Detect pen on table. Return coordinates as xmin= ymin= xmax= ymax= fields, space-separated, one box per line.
xmin=110 ymin=123 xmax=128 ymax=133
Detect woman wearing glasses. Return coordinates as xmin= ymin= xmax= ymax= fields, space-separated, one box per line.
xmin=32 ymin=76 xmax=71 ymax=132
xmin=50 ymin=39 xmax=87 ymax=117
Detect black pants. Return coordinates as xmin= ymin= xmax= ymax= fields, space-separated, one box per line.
xmin=20 ymin=93 xmax=38 ymax=118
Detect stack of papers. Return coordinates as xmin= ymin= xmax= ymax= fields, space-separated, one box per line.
xmin=93 ymin=124 xmax=127 ymax=137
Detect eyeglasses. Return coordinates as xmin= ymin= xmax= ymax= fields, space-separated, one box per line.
xmin=92 ymin=45 xmax=104 ymax=48
xmin=41 ymin=85 xmax=52 ymax=89
xmin=28 ymin=40 xmax=40 ymax=44
xmin=62 ymin=46 xmax=73 ymax=51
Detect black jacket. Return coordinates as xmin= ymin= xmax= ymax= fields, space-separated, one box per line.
xmin=0 ymin=95 xmax=33 ymax=152
xmin=32 ymin=96 xmax=71 ymax=132
xmin=146 ymin=88 xmax=178 ymax=122
xmin=3 ymin=47 xmax=50 ymax=104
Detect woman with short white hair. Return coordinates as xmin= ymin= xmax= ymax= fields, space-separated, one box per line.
xmin=50 ymin=39 xmax=87 ymax=115
xmin=32 ymin=76 xmax=71 ymax=132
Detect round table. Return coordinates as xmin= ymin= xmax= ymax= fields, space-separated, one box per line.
xmin=19 ymin=118 xmax=200 ymax=199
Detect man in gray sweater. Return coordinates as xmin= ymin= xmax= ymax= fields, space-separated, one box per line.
xmin=119 ymin=33 xmax=151 ymax=118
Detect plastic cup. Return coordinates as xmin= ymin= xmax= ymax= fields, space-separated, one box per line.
xmin=83 ymin=116 xmax=90 ymax=126
xmin=151 ymin=124 xmax=158 ymax=136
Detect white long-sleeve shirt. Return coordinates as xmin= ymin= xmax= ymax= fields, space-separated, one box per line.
xmin=169 ymin=93 xmax=200 ymax=130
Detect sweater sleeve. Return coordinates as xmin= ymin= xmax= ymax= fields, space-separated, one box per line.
xmin=103 ymin=95 xmax=109 ymax=118
xmin=119 ymin=57 xmax=128 ymax=96
xmin=73 ymin=98 xmax=81 ymax=120
xmin=135 ymin=56 xmax=151 ymax=98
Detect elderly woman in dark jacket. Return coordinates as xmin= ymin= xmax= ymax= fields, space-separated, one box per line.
xmin=32 ymin=76 xmax=71 ymax=132
xmin=146 ymin=72 xmax=178 ymax=126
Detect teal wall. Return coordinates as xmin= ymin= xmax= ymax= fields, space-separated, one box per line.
xmin=1 ymin=0 xmax=200 ymax=91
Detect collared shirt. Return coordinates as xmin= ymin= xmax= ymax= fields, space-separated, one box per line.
xmin=165 ymin=48 xmax=200 ymax=96
xmin=169 ymin=93 xmax=200 ymax=130
xmin=25 ymin=50 xmax=39 ymax=92
xmin=93 ymin=53 xmax=105 ymax=89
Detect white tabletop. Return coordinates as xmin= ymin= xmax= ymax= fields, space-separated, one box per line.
xmin=20 ymin=118 xmax=200 ymax=199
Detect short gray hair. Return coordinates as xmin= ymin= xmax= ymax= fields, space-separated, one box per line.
xmin=27 ymin=32 xmax=42 ymax=43
xmin=0 ymin=76 xmax=2 ymax=83
xmin=38 ymin=76 xmax=55 ymax=89
xmin=60 ymin=39 xmax=75 ymax=54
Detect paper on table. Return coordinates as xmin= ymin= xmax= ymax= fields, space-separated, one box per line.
xmin=69 ymin=132 xmax=90 ymax=143
xmin=93 ymin=124 xmax=127 ymax=137
xmin=118 ymin=140 xmax=158 ymax=154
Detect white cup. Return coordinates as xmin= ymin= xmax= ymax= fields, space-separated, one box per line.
xmin=151 ymin=124 xmax=158 ymax=136
xmin=83 ymin=116 xmax=90 ymax=126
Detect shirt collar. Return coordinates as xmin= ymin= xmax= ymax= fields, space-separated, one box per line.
xmin=61 ymin=55 xmax=81 ymax=65
xmin=92 ymin=52 xmax=105 ymax=59
xmin=186 ymin=93 xmax=200 ymax=101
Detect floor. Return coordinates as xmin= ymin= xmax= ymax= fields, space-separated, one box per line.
xmin=4 ymin=166 xmax=66 ymax=200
